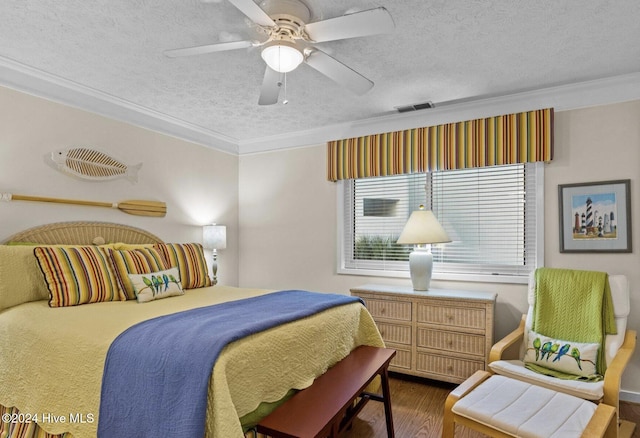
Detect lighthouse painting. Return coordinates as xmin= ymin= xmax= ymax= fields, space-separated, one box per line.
xmin=559 ymin=180 xmax=631 ymax=253
xmin=571 ymin=192 xmax=618 ymax=240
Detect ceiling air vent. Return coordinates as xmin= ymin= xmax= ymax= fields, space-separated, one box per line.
xmin=395 ymin=101 xmax=435 ymax=113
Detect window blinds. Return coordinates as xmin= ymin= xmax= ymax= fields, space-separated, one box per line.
xmin=341 ymin=163 xmax=541 ymax=278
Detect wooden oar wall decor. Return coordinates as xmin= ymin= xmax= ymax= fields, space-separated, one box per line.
xmin=1 ymin=193 xmax=166 ymax=217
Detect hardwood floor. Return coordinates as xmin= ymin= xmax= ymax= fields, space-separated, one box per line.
xmin=341 ymin=373 xmax=640 ymax=438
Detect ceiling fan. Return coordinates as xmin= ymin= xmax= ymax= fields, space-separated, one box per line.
xmin=164 ymin=0 xmax=395 ymax=105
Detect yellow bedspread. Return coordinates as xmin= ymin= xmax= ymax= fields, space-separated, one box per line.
xmin=0 ymin=286 xmax=383 ymax=438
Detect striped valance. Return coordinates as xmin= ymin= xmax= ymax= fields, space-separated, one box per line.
xmin=327 ymin=108 xmax=554 ymax=181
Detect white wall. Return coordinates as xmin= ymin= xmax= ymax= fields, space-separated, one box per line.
xmin=547 ymin=101 xmax=640 ymax=398
xmin=0 ymin=85 xmax=239 ymax=286
xmin=238 ymin=100 xmax=640 ymax=398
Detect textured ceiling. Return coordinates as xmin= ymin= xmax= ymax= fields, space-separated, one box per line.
xmin=1 ymin=0 xmax=640 ymax=152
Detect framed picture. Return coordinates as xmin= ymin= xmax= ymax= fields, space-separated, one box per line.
xmin=558 ymin=179 xmax=632 ymax=253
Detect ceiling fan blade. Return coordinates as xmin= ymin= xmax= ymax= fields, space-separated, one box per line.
xmin=228 ymin=0 xmax=276 ymax=27
xmin=304 ymin=49 xmax=373 ymax=95
xmin=304 ymin=7 xmax=394 ymax=43
xmin=164 ymin=40 xmax=253 ymax=57
xmin=258 ymin=66 xmax=282 ymax=105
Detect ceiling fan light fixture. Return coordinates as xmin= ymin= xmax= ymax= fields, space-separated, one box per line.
xmin=261 ymin=40 xmax=303 ymax=73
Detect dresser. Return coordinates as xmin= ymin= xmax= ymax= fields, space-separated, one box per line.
xmin=350 ymin=284 xmax=496 ymax=384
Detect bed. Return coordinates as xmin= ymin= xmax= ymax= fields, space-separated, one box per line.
xmin=0 ymin=221 xmax=384 ymax=438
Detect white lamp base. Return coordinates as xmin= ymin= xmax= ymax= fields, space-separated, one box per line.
xmin=408 ymin=246 xmax=433 ymax=291
xmin=211 ymin=249 xmax=218 ymax=286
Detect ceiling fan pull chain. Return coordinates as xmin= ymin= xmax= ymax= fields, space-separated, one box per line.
xmin=278 ymin=45 xmax=282 ymax=72
xmin=283 ymin=72 xmax=289 ymax=105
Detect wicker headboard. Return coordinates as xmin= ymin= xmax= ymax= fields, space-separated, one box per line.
xmin=4 ymin=221 xmax=163 ymax=245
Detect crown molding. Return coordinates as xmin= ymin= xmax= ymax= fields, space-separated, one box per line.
xmin=2 ymin=55 xmax=639 ymax=157
xmin=239 ymin=72 xmax=640 ymax=154
xmin=0 ymin=56 xmax=238 ymax=155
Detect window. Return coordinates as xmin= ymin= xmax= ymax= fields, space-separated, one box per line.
xmin=338 ymin=163 xmax=543 ymax=283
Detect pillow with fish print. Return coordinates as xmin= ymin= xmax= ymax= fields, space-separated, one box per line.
xmin=128 ymin=267 xmax=184 ymax=303
xmin=523 ymin=330 xmax=600 ymax=378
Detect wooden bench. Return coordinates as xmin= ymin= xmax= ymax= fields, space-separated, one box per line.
xmin=256 ymin=345 xmax=396 ymax=438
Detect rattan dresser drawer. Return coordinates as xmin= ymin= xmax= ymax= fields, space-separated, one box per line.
xmin=359 ymin=298 xmax=412 ymax=321
xmin=389 ymin=347 xmax=411 ymax=370
xmin=377 ymin=321 xmax=412 ymax=345
xmin=416 ymin=328 xmax=485 ymax=357
xmin=416 ymin=303 xmax=486 ymax=330
xmin=416 ymin=351 xmax=485 ymax=382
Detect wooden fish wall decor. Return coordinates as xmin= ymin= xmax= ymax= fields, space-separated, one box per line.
xmin=49 ymin=147 xmax=142 ymax=183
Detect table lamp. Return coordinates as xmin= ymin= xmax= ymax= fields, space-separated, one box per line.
xmin=396 ymin=206 xmax=450 ymax=290
xmin=203 ymin=224 xmax=227 ymax=285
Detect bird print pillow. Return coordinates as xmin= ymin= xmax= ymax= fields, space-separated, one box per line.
xmin=523 ymin=330 xmax=599 ymax=378
xmin=128 ymin=267 xmax=184 ymax=303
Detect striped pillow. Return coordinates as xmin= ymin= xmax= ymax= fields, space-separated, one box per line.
xmin=108 ymin=248 xmax=169 ymax=300
xmin=153 ymin=243 xmax=211 ymax=289
xmin=34 ymin=246 xmax=121 ymax=307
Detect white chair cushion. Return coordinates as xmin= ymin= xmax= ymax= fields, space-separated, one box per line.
xmin=489 ymin=360 xmax=603 ymax=400
xmin=452 ymin=375 xmax=598 ymax=438
xmin=608 ymin=275 xmax=631 ymax=317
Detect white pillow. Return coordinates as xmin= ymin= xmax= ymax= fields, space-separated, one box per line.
xmin=128 ymin=267 xmax=184 ymax=303
xmin=523 ymin=330 xmax=599 ymax=378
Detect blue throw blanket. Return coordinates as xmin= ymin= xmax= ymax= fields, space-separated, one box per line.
xmin=97 ymin=290 xmax=362 ymax=438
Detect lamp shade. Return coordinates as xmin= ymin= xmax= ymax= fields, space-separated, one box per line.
xmin=396 ymin=209 xmax=451 ymax=245
xmin=203 ymin=224 xmax=227 ymax=250
xmin=261 ymin=41 xmax=304 ymax=73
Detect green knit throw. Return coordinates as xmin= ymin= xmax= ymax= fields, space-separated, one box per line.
xmin=530 ymin=267 xmax=616 ymax=377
